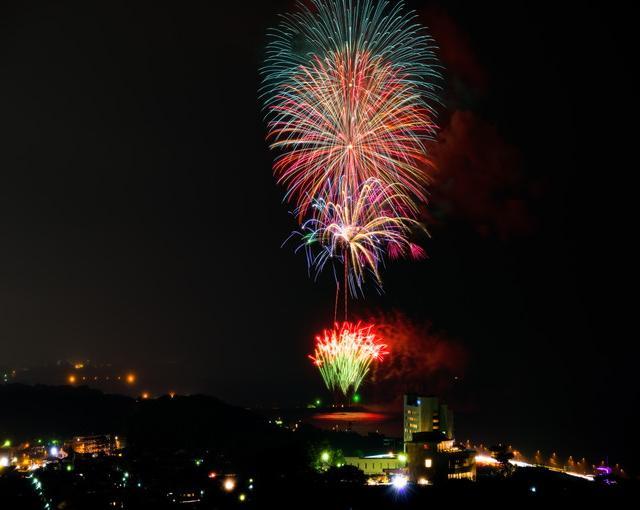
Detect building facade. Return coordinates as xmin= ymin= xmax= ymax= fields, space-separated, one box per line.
xmin=343 ymin=453 xmax=404 ymax=477
xmin=403 ymin=395 xmax=454 ymax=443
xmin=405 ymin=431 xmax=476 ymax=483
xmin=71 ymin=434 xmax=123 ymax=455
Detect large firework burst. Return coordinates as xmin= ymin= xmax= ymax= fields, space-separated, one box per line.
xmin=262 ymin=0 xmax=441 ymax=217
xmin=309 ymin=321 xmax=387 ymax=397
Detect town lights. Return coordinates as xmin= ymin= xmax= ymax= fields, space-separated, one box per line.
xmin=320 ymin=451 xmax=330 ymax=463
xmin=223 ymin=478 xmax=236 ymax=492
xmin=397 ymin=453 xmax=407 ymax=463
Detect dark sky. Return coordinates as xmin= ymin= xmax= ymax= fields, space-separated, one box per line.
xmin=1 ymin=1 xmax=638 ymax=469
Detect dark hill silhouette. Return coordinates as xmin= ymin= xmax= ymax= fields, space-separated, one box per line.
xmin=0 ymin=384 xmax=133 ymax=440
xmin=0 ymin=383 xmax=309 ymax=477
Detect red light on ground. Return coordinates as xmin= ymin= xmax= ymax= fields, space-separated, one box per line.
xmin=208 ymin=471 xmax=217 ymax=479
xmin=313 ymin=411 xmax=388 ymax=422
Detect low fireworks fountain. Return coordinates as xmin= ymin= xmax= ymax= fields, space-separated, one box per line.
xmin=309 ymin=321 xmax=387 ymax=399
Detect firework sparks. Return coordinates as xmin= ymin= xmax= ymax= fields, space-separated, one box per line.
xmin=262 ymin=0 xmax=441 ymax=217
xmin=262 ymin=0 xmax=442 ymax=397
xmin=309 ymin=321 xmax=387 ymax=396
xmin=263 ymin=0 xmax=441 ymax=300
xmin=293 ymin=178 xmax=425 ymax=291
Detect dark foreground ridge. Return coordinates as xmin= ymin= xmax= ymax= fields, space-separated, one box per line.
xmin=1 ymin=384 xmax=636 ymax=508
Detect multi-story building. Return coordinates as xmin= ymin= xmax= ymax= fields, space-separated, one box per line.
xmin=402 ymin=394 xmax=475 ymax=484
xmin=403 ymin=394 xmax=454 ymax=442
xmin=70 ymin=434 xmax=123 ymax=455
xmin=405 ymin=431 xmax=476 ymax=483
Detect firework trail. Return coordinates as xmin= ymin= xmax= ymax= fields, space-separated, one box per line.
xmin=309 ymin=321 xmax=387 ymax=396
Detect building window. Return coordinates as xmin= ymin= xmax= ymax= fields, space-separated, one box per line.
xmin=425 ymin=458 xmax=432 ymax=468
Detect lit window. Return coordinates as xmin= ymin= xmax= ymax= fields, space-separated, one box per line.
xmin=425 ymin=458 xmax=432 ymax=468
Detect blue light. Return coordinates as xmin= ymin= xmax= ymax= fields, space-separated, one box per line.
xmin=392 ymin=475 xmax=408 ymax=490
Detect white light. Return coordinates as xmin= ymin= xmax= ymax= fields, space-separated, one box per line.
xmin=0 ymin=456 xmax=9 ymax=467
xmin=417 ymin=477 xmax=429 ymax=485
xmin=392 ymin=475 xmax=408 ymax=490
xmin=424 ymin=458 xmax=432 ymax=468
xmin=475 ymin=455 xmax=499 ymax=465
xmin=50 ymin=446 xmax=59 ymax=457
xmin=530 ymin=486 xmax=536 ymax=493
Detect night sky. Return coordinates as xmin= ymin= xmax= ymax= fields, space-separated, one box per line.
xmin=1 ymin=1 xmax=638 ymax=469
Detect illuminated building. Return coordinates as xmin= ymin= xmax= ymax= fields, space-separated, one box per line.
xmin=403 ymin=394 xmax=454 ymax=443
xmin=0 ymin=445 xmax=14 ymax=468
xmin=0 ymin=443 xmax=49 ymax=471
xmin=405 ymin=431 xmax=476 ymax=483
xmin=343 ymin=453 xmax=405 ymax=477
xmin=71 ymin=434 xmax=123 ymax=455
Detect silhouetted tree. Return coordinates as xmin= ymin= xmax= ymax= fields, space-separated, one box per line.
xmin=490 ymin=444 xmax=514 ymax=477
